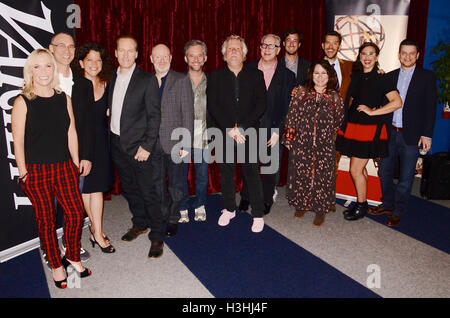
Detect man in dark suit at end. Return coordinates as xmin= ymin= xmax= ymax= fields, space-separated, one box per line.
xmin=109 ymin=35 xmax=164 ymax=258
xmin=150 ymin=44 xmax=194 ymax=239
xmin=369 ymin=39 xmax=437 ymax=227
xmin=279 ymin=29 xmax=311 ymax=86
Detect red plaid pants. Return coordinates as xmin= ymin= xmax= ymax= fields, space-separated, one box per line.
xmin=20 ymin=160 xmax=85 ymax=268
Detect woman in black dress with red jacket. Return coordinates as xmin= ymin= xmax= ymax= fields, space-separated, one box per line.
xmin=336 ymin=42 xmax=402 ymax=221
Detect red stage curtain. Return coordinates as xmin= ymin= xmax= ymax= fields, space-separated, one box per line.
xmin=407 ymin=0 xmax=429 ymax=68
xmin=75 ymin=0 xmax=428 ymax=197
xmin=74 ymin=0 xmax=326 ymax=72
xmin=75 ymin=0 xmax=326 ymax=196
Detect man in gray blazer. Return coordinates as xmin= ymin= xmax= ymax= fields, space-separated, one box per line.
xmin=151 ymin=44 xmax=194 ymax=238
xmin=109 ymin=35 xmax=164 ymax=258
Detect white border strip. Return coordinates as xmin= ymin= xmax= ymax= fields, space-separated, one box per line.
xmin=0 ymin=217 xmax=90 ymax=263
xmin=336 ymin=193 xmax=382 ymax=207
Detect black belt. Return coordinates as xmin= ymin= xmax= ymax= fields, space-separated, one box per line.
xmin=392 ymin=125 xmax=403 ymax=132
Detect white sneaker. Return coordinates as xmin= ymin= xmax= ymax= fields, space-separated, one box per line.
xmin=218 ymin=209 xmax=235 ymax=226
xmin=179 ymin=210 xmax=189 ymax=223
xmin=251 ymin=217 xmax=264 ymax=233
xmin=273 ymin=188 xmax=278 ymax=202
xmin=194 ymin=205 xmax=206 ymax=221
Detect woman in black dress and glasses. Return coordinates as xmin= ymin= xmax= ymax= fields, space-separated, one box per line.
xmin=336 ymin=42 xmax=402 ymax=221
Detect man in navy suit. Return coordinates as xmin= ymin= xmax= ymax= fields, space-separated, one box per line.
xmin=369 ymin=39 xmax=437 ymax=226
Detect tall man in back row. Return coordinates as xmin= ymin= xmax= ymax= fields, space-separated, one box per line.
xmin=369 ymin=39 xmax=437 ymax=227
xmin=280 ymin=29 xmax=310 ymax=86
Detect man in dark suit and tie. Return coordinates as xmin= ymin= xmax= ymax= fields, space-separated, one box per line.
xmin=239 ymin=33 xmax=296 ymax=215
xmin=321 ymin=31 xmax=353 ymax=102
xmin=369 ymin=39 xmax=437 ymax=227
xmin=279 ymin=29 xmax=311 ymax=86
xmin=150 ymin=44 xmax=194 ymax=238
xmin=321 ymin=30 xmax=353 ymax=212
xmin=109 ymin=35 xmax=164 ymax=258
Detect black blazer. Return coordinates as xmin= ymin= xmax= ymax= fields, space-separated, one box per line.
xmin=247 ymin=60 xmax=296 ymax=133
xmin=279 ymin=56 xmax=311 ymax=86
xmin=108 ymin=66 xmax=161 ymax=156
xmin=72 ymin=74 xmax=95 ymax=162
xmin=385 ymin=67 xmax=437 ymax=145
xmin=207 ymin=65 xmax=267 ymax=132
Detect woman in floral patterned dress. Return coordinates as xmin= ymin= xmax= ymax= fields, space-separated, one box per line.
xmin=282 ymin=60 xmax=344 ymax=227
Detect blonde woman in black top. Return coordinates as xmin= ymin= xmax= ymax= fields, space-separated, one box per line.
xmin=12 ymin=49 xmax=91 ymax=289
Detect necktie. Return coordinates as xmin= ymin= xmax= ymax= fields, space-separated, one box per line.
xmin=332 ymin=63 xmax=340 ymax=90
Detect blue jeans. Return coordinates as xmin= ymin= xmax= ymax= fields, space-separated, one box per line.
xmin=378 ymin=130 xmax=419 ymax=217
xmin=180 ymin=148 xmax=210 ymax=210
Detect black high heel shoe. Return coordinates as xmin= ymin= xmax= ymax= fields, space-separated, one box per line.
xmin=52 ymin=266 xmax=67 ymax=289
xmin=89 ymin=227 xmax=110 ymax=243
xmin=62 ymin=256 xmax=92 ymax=278
xmin=53 ymin=278 xmax=67 ymax=289
xmin=89 ymin=236 xmax=116 ymax=253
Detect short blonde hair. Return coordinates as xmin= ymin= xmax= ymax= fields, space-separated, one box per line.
xmin=221 ymin=35 xmax=248 ymax=62
xmin=22 ymin=49 xmax=61 ymax=100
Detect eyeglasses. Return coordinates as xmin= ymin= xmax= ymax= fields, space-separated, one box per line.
xmin=51 ymin=43 xmax=75 ymax=50
xmin=260 ymin=43 xmax=280 ymax=50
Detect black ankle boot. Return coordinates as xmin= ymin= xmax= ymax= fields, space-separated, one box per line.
xmin=344 ymin=201 xmax=368 ymax=221
xmin=343 ymin=204 xmax=357 ymax=218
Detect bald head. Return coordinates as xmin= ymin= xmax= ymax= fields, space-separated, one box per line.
xmin=151 ymin=44 xmax=172 ymax=76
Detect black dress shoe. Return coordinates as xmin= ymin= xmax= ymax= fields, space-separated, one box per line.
xmin=263 ymin=203 xmax=272 ymax=215
xmin=148 ymin=241 xmax=164 ymax=259
xmin=165 ymin=223 xmax=178 ymax=237
xmin=344 ymin=201 xmax=368 ymax=221
xmin=238 ymin=199 xmax=249 ymax=212
xmin=121 ymin=227 xmax=148 ymax=242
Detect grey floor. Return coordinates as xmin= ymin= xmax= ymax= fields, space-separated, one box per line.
xmin=43 ymin=178 xmax=450 ymax=298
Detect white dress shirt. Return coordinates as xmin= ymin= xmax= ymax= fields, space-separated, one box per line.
xmin=110 ymin=63 xmax=136 ymax=136
xmin=330 ymin=59 xmax=342 ymax=88
xmin=58 ymin=69 xmax=74 ymax=97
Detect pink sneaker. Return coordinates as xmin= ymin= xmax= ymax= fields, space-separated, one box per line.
xmin=251 ymin=217 xmax=264 ymax=233
xmin=218 ymin=209 xmax=236 ymax=226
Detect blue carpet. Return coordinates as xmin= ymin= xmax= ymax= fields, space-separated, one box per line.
xmin=166 ymin=194 xmax=380 ymax=298
xmin=0 ymin=248 xmax=50 ymax=298
xmin=336 ymin=195 xmax=450 ymax=254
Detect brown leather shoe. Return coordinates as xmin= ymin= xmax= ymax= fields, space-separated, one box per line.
xmin=386 ymin=215 xmax=401 ymax=227
xmin=313 ymin=214 xmax=325 ymax=227
xmin=121 ymin=227 xmax=148 ymax=242
xmin=368 ymin=206 xmax=392 ymax=216
xmin=294 ymin=210 xmax=307 ymax=219
xmin=148 ymin=241 xmax=164 ymax=259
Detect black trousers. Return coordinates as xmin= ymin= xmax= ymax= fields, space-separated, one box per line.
xmin=157 ymin=144 xmax=186 ymax=225
xmin=219 ymin=160 xmax=264 ymax=217
xmin=111 ymin=134 xmax=164 ymax=242
xmin=241 ymin=141 xmax=283 ymax=206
